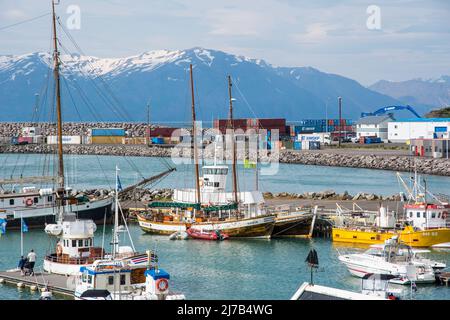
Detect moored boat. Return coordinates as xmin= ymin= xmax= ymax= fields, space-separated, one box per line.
xmin=338 ymin=237 xmax=437 ymax=285
xmin=186 ymin=228 xmax=229 ymax=240
xmin=332 ymin=172 xmax=450 ymax=247
xmin=136 ymin=67 xmax=275 ymax=239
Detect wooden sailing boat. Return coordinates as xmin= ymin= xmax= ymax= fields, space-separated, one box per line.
xmin=0 ymin=2 xmax=113 ymax=229
xmin=137 ymin=66 xmax=275 ymax=238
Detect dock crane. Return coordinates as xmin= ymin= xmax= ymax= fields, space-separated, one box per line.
xmin=360 ymin=105 xmax=422 ymax=118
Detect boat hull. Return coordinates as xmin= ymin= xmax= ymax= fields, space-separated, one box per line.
xmin=137 ymin=214 xmax=275 ymax=239
xmin=272 ymin=213 xmax=312 ymax=237
xmin=2 ymin=197 xmax=113 ymax=229
xmin=332 ymin=227 xmax=450 ymax=248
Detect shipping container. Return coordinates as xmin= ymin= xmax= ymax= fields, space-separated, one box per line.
xmin=91 ymin=136 xmax=124 ymax=144
xmin=47 ymin=135 xmax=82 ymax=145
xmin=123 ymin=137 xmax=147 ymax=145
xmin=151 ymin=137 xmax=165 ymax=144
xmin=91 ymin=128 xmax=126 ymax=137
xmin=147 ymin=127 xmax=181 ymax=137
xmin=293 ymin=141 xmax=302 ymax=150
xmin=17 ymin=136 xmax=33 ymax=144
xmin=21 ymin=127 xmax=42 ymax=137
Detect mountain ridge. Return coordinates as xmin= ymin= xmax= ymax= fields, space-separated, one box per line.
xmin=0 ymin=47 xmax=417 ymax=122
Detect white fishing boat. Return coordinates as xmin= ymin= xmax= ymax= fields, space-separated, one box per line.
xmin=74 ymin=167 xmax=185 ymax=300
xmin=338 ymin=237 xmax=436 ymax=285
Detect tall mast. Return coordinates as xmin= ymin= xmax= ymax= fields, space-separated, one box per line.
xmin=52 ymin=0 xmax=65 ymax=191
xmin=189 ymin=64 xmax=201 ymax=204
xmin=228 ymin=76 xmax=238 ymax=205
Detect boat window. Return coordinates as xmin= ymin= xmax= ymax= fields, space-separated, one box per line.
xmin=78 ymin=240 xmax=83 ymax=247
xmin=416 ymin=212 xmax=420 ymax=218
xmin=120 ymin=274 xmax=126 ymax=285
xmin=47 ymin=195 xmax=53 ymax=202
xmin=9 ymin=199 xmax=14 ymax=205
xmin=214 ymin=182 xmax=219 ymax=187
xmin=72 ymin=240 xmax=77 ymax=247
xmin=88 ymin=275 xmax=93 ymax=284
xmin=431 ymin=212 xmax=436 ymax=219
xmin=85 ymin=239 xmax=90 ymax=246
xmin=34 ymin=197 xmax=38 ymax=204
xmin=409 ymin=212 xmax=413 ymax=218
xmin=437 ymin=213 xmax=441 ymax=219
xmin=108 ymin=276 xmax=114 ymax=285
xmin=423 ymin=212 xmax=426 ymax=218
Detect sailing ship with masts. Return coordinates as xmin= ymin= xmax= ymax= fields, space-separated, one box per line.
xmin=137 ymin=67 xmax=275 ymax=238
xmin=30 ymin=0 xmax=172 ymax=275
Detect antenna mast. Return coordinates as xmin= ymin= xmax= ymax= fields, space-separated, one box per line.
xmin=228 ymin=76 xmax=238 ymax=205
xmin=190 ymin=65 xmax=201 ymax=204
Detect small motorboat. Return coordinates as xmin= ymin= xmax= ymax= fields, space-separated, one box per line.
xmin=169 ymin=231 xmax=189 ymax=240
xmin=186 ymin=228 xmax=229 ymax=241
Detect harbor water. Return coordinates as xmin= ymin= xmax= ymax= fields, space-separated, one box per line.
xmin=1 ymin=153 xmax=450 ymax=196
xmin=1 ymin=154 xmax=450 ymax=300
xmin=1 ymin=225 xmax=450 ymax=300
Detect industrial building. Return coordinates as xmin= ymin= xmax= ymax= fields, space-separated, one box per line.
xmin=355 ymin=114 xmax=394 ymax=142
xmin=388 ymin=118 xmax=450 ymax=143
xmin=410 ymin=138 xmax=450 ymax=158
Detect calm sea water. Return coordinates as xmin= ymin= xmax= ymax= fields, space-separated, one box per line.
xmin=0 ymin=153 xmax=449 ymax=300
xmin=1 ymin=153 xmax=450 ymax=196
xmin=1 ymin=226 xmax=449 ymax=300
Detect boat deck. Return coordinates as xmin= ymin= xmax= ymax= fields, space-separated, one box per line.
xmin=0 ymin=270 xmax=74 ymax=298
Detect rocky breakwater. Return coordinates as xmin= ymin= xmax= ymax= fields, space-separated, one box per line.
xmin=0 ymin=122 xmax=158 ymax=137
xmin=263 ymin=190 xmax=402 ymax=201
xmin=278 ymin=150 xmax=450 ymax=177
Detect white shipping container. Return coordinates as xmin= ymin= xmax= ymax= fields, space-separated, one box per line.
xmin=47 ymin=135 xmax=82 ymax=145
xmin=297 ymin=133 xmax=331 ymax=145
xmin=21 ymin=127 xmax=42 ymax=137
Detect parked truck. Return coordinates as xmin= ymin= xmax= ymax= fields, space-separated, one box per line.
xmin=297 ymin=133 xmax=332 ymax=146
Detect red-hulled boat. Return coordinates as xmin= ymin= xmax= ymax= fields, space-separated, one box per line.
xmin=187 ymin=228 xmax=229 ymax=241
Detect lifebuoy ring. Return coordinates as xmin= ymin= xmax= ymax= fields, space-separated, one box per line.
xmin=56 ymin=244 xmax=63 ymax=256
xmin=25 ymin=198 xmax=33 ymax=206
xmin=156 ymin=278 xmax=169 ymax=292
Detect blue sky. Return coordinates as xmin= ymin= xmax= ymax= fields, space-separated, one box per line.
xmin=0 ymin=0 xmax=449 ymax=85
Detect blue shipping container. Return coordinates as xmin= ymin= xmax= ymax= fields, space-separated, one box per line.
xmin=293 ymin=141 xmax=302 ymax=150
xmin=91 ymin=128 xmax=125 ymax=136
xmin=151 ymin=137 xmax=164 ymax=144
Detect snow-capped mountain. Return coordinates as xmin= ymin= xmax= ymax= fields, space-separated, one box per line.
xmin=0 ymin=47 xmax=402 ymax=122
xmin=370 ymin=76 xmax=450 ymax=110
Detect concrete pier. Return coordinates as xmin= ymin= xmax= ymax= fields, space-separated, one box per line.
xmin=0 ymin=270 xmax=74 ymax=298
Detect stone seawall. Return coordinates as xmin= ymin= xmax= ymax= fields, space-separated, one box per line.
xmin=1 ymin=144 xmax=449 ymax=176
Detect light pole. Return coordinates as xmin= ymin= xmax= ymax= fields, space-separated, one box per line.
xmin=338 ymin=96 xmax=342 ymax=148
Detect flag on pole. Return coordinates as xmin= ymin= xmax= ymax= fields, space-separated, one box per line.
xmin=0 ymin=218 xmax=7 ymax=235
xmin=21 ymin=218 xmax=28 ymax=233
xmin=116 ymin=168 xmax=123 ymax=192
xmin=244 ymin=158 xmax=256 ymax=169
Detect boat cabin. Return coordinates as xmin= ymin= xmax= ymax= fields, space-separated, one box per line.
xmin=171 ymin=164 xmax=266 ymax=219
xmin=404 ymin=203 xmax=450 ymax=229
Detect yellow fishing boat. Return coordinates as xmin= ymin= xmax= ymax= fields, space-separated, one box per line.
xmin=333 ymin=225 xmax=450 ymax=247
xmin=332 ymin=172 xmax=450 ymax=248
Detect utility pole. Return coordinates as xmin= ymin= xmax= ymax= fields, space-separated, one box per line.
xmin=338 ymin=96 xmax=342 ymax=148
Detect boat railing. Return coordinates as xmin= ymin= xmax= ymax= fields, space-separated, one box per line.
xmin=44 ymin=254 xmax=104 ymax=265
